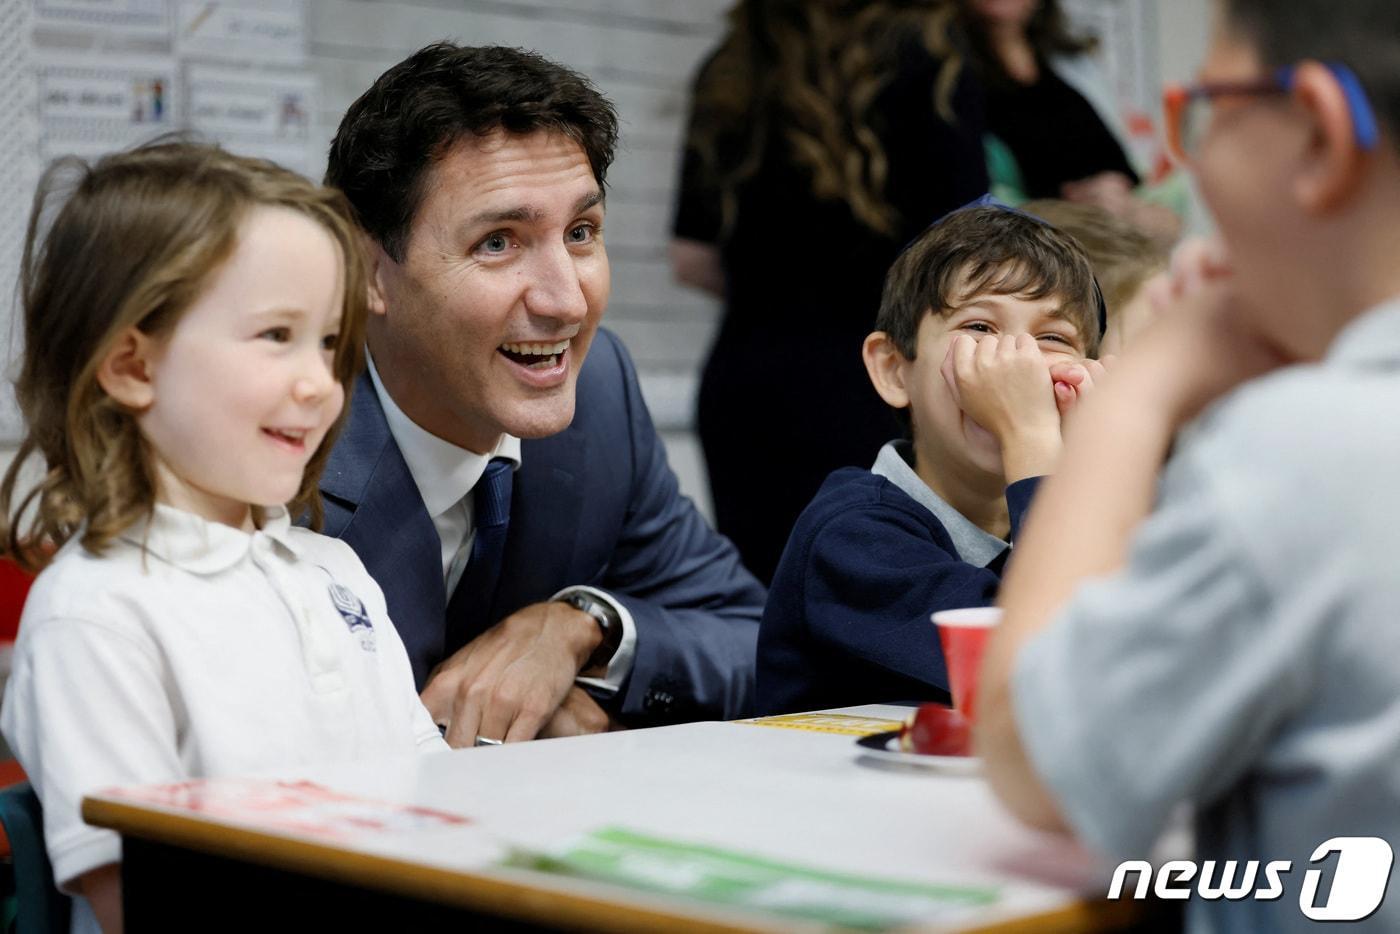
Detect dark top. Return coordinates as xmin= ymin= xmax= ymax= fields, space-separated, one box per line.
xmin=673 ymin=31 xmax=990 ymax=584
xmin=983 ymin=59 xmax=1138 ymax=199
xmin=675 ymin=34 xmax=989 ymax=331
xmin=755 ymin=466 xmax=1041 ymax=716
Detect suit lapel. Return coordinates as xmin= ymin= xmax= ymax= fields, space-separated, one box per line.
xmin=321 ymin=372 xmax=446 ymax=685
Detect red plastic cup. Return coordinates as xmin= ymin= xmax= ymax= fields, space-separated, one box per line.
xmin=932 ymin=607 xmax=1002 ymax=723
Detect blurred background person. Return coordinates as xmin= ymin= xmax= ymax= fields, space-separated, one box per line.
xmin=961 ymin=0 xmax=1181 ymax=242
xmin=1023 ymin=198 xmax=1170 ymax=355
xmin=671 ymin=0 xmax=989 ymax=584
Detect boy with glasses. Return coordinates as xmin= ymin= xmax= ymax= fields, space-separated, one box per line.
xmin=978 ymin=1 xmax=1400 ymax=930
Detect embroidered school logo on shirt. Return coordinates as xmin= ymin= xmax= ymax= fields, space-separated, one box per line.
xmin=326 ymin=580 xmax=375 ymax=653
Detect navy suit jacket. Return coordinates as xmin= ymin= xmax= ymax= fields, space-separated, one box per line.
xmin=318 ymin=329 xmax=764 ymax=723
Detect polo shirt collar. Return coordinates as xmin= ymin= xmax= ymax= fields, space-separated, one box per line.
xmin=119 ymin=503 xmax=300 ymax=575
xmin=1327 ymin=295 xmax=1400 ymax=367
xmin=366 ymin=353 xmax=522 ymax=519
xmin=871 ymin=440 xmax=1007 ymax=568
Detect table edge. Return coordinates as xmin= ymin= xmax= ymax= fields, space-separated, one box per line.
xmin=83 ymin=795 xmax=1138 ymax=934
xmin=84 ymin=795 xmax=835 ymax=934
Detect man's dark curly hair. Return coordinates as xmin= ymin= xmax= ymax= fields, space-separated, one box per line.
xmin=326 ymin=43 xmax=620 ymax=262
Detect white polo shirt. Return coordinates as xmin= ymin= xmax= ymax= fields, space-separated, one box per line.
xmin=0 ymin=503 xmax=447 ymax=902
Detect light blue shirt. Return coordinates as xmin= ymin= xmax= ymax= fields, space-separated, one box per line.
xmin=871 ymin=441 xmax=1006 ymax=567
xmin=1014 ymin=297 xmax=1400 ymax=933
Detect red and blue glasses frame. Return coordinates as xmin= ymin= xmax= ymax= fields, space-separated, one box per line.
xmin=1163 ymin=62 xmax=1380 ymax=165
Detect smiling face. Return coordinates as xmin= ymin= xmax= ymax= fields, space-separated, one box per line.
xmin=138 ymin=206 xmax=346 ymax=529
xmin=367 ymin=129 xmax=610 ymax=453
xmin=904 ymin=288 xmax=1087 ymax=483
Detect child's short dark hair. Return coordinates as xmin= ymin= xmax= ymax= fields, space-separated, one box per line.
xmin=875 ymin=205 xmax=1102 ymax=362
xmin=1225 ymin=0 xmax=1399 ymax=156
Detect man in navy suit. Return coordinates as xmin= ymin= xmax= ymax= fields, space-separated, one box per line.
xmin=321 ymin=43 xmax=764 ymax=746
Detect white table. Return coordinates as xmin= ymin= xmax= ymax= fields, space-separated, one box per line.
xmin=85 ymin=706 xmax=1142 ymax=932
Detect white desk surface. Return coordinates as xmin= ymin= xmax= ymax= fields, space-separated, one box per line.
xmin=87 ymin=705 xmax=1122 ymax=933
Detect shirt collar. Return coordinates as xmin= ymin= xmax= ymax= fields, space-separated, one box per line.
xmin=367 ymin=352 xmax=522 ymax=519
xmin=118 ymin=503 xmax=300 ymax=575
xmin=871 ymin=440 xmax=1007 ymax=568
xmin=1326 ymin=295 xmax=1400 ymax=367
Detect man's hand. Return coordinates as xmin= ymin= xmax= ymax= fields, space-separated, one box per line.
xmin=1060 ymin=170 xmax=1134 ymax=214
xmin=1061 ymin=171 xmax=1182 ymax=244
xmin=420 ymin=601 xmax=602 ymax=747
xmin=538 ymin=686 xmax=619 ymax=739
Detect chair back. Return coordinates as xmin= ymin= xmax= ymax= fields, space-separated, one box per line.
xmin=0 ymin=784 xmax=71 ymax=934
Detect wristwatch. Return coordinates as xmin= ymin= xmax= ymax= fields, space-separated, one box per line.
xmin=560 ymin=590 xmax=623 ymax=671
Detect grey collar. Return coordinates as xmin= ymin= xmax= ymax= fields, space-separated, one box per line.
xmin=871 ymin=441 xmax=1007 ymax=568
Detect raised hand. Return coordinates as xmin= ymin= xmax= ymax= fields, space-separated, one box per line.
xmin=1119 ymin=239 xmax=1292 ymax=426
xmin=942 ymin=333 xmax=1059 ymax=443
xmin=942 ymin=333 xmax=1064 ymax=482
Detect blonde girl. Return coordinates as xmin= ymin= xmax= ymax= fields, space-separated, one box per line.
xmin=0 ymin=141 xmax=445 ymax=934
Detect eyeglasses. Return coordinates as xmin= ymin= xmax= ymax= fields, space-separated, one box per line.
xmin=1162 ymin=62 xmax=1380 ymax=164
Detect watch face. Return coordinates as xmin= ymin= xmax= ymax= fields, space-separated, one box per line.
xmin=567 ymin=593 xmax=601 ymax=621
xmin=563 ymin=592 xmax=618 ymax=633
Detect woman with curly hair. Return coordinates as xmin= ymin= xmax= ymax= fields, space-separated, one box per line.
xmin=961 ymin=0 xmax=1181 ymax=239
xmin=671 ymin=0 xmax=988 ymax=584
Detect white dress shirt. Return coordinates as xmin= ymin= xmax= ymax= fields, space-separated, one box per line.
xmin=366 ymin=355 xmax=635 ymax=692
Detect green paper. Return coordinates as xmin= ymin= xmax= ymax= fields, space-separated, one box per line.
xmin=505 ymin=826 xmax=1000 ymax=931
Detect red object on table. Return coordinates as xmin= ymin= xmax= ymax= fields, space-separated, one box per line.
xmin=899 ymin=704 xmax=972 ymax=756
xmin=937 ymin=621 xmax=994 ymax=721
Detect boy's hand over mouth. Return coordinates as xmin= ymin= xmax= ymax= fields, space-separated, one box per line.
xmin=943 ymin=333 xmax=1063 ymax=482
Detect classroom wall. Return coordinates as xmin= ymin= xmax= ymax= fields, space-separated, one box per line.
xmin=1155 ymin=0 xmax=1212 ymax=85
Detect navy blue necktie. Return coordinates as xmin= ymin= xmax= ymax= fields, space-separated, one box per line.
xmin=445 ymin=457 xmax=514 ymax=652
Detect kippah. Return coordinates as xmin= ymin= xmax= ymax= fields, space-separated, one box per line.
xmin=947 ymin=193 xmax=1109 ymax=338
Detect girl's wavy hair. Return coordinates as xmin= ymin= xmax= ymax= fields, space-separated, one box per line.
xmin=684 ymin=0 xmax=965 ymax=239
xmin=0 ymin=139 xmax=369 ymax=571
